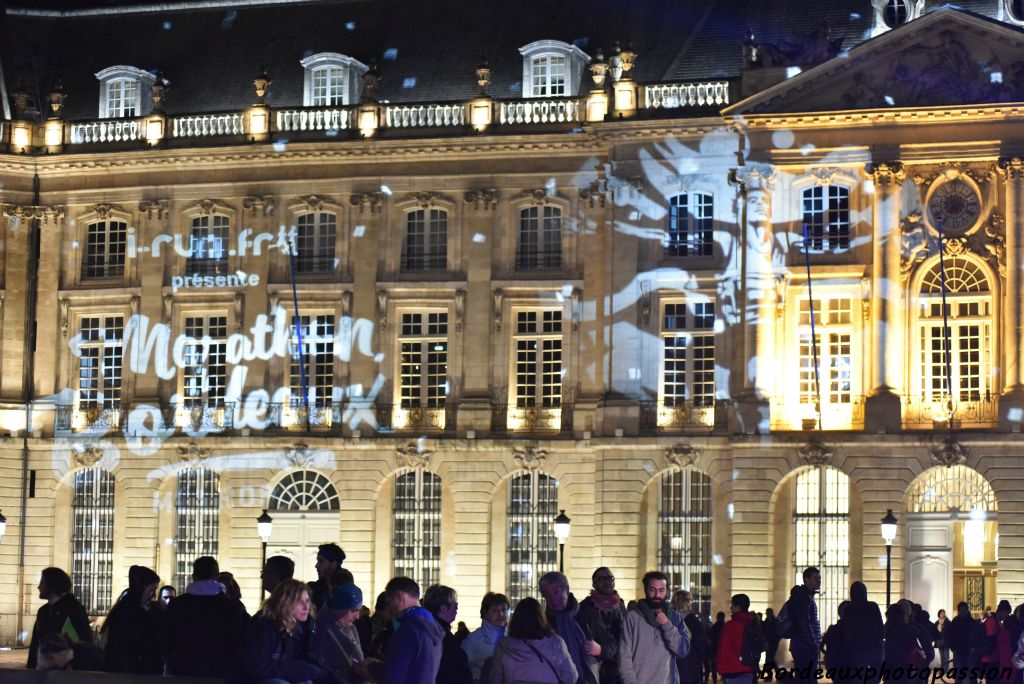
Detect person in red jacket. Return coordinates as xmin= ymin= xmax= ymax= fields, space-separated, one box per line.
xmin=716 ymin=594 xmax=757 ymax=684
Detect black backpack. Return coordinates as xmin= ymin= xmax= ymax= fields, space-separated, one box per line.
xmin=740 ymin=617 xmax=766 ymax=667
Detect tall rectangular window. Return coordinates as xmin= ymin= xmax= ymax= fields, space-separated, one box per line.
xmin=802 ymin=185 xmax=850 ymax=252
xmin=661 ymin=302 xmax=715 ymax=408
xmin=72 ymin=467 xmax=115 ymax=614
xmin=531 ymin=56 xmax=567 ymax=96
xmin=399 ymin=312 xmax=448 ymax=409
xmin=793 ymin=466 xmax=849 ymax=631
xmin=78 ymin=316 xmax=124 ymax=411
xmin=403 ymin=209 xmax=448 ymax=271
xmin=174 ymin=467 xmax=220 ymax=593
xmin=517 ymin=206 xmax=562 ymax=269
xmin=666 ymin=193 xmax=713 ymax=257
xmin=393 ymin=469 xmax=442 ymax=590
xmin=514 ymin=311 xmax=562 ymax=408
xmin=798 ymin=298 xmax=852 ymax=408
xmin=290 ymin=314 xmax=336 ymax=405
xmin=659 ymin=468 xmax=713 ymax=617
xmin=312 ymin=66 xmax=344 ymax=106
xmin=295 ymin=212 xmax=337 ymax=274
xmin=83 ymin=221 xmax=127 ymax=279
xmin=106 ymin=79 xmax=138 ymax=118
xmin=187 ymin=215 xmax=230 ymax=275
xmin=507 ymin=472 xmax=558 ymax=605
xmin=182 ymin=316 xmax=228 ymax=407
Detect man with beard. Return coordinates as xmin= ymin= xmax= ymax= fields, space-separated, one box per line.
xmin=580 ymin=567 xmax=626 ymax=684
xmin=308 ymin=543 xmax=354 ymax=609
xmin=619 ymin=571 xmax=690 ymax=684
xmin=539 ymin=571 xmax=616 ymax=684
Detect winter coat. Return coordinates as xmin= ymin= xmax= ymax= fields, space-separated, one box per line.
xmin=947 ymin=615 xmax=978 ymax=656
xmin=678 ymin=613 xmax=709 ymax=683
xmin=983 ymin=614 xmax=1009 ymax=664
xmin=101 ymin=597 xmax=165 ymax=674
xmin=27 ymin=593 xmax=93 ymax=669
xmin=786 ymin=585 xmax=821 ymax=653
xmin=545 ymin=594 xmax=616 ymax=684
xmin=463 ymin=620 xmax=506 ymax=681
xmin=311 ymin=611 xmax=365 ymax=684
xmin=489 ymin=635 xmax=578 ymax=684
xmin=842 ymin=599 xmax=883 ymax=669
xmin=238 ymin=616 xmax=328 ymax=683
xmin=309 ymin=568 xmax=356 ymax=610
xmin=435 ymin=617 xmax=473 ymax=684
xmin=580 ymin=594 xmax=626 ymax=684
xmin=368 ymin=605 xmax=445 ymax=684
xmin=883 ymin=620 xmax=916 ymax=671
xmin=716 ymin=610 xmax=756 ymax=677
xmin=821 ymin=620 xmax=848 ymax=671
xmin=618 ymin=601 xmax=688 ymax=684
xmin=164 ymin=586 xmax=247 ymax=677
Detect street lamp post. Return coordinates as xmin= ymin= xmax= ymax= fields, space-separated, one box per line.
xmin=257 ymin=509 xmax=273 ymax=597
xmin=554 ymin=510 xmax=571 ymax=574
xmin=881 ymin=508 xmax=898 ymax=607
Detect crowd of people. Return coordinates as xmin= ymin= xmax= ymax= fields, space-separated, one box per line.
xmin=23 ymin=556 xmax=1024 ymax=683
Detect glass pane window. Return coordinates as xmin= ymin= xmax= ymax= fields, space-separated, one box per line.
xmin=514 ymin=311 xmax=562 ymax=408
xmin=797 ymin=297 xmax=853 ymax=407
xmin=531 ymin=55 xmax=567 ymax=97
xmin=793 ymin=466 xmax=849 ymax=631
xmin=403 ymin=209 xmax=448 ymax=271
xmin=518 ymin=206 xmax=562 ymax=269
xmin=659 ymin=468 xmax=713 ymax=617
xmin=290 ymin=314 xmax=335 ymax=405
xmin=884 ymin=0 xmax=909 ymax=26
xmin=78 ymin=316 xmax=124 ymax=411
xmin=106 ymin=79 xmax=138 ymax=118
xmin=187 ymin=215 xmax=230 ymax=275
xmin=174 ymin=467 xmax=220 ymax=593
xmin=399 ymin=312 xmax=448 ymax=408
xmin=83 ymin=221 xmax=127 ymax=279
xmin=182 ymin=316 xmax=228 ymax=407
xmin=666 ymin=193 xmax=713 ymax=257
xmin=507 ymin=472 xmax=558 ymax=605
xmin=295 ymin=212 xmax=337 ymax=273
xmin=660 ymin=302 xmax=716 ymax=408
xmin=802 ymin=185 xmax=850 ymax=252
xmin=269 ymin=470 xmax=340 ymax=511
xmin=312 ymin=66 xmax=344 ymax=106
xmin=72 ymin=467 xmax=115 ymax=615
xmin=393 ymin=469 xmax=442 ymax=590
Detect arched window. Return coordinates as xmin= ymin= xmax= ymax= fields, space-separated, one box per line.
xmin=884 ymin=0 xmax=910 ymax=27
xmin=659 ymin=468 xmax=713 ymax=616
xmin=517 ymin=206 xmax=562 ymax=269
xmin=1010 ymin=0 xmax=1024 ymax=22
xmin=72 ymin=467 xmax=115 ymax=614
xmin=174 ymin=467 xmax=220 ymax=592
xmin=917 ymin=258 xmax=992 ymax=410
xmin=801 ymin=185 xmax=850 ymax=252
xmin=403 ymin=209 xmax=448 ymax=271
xmin=507 ymin=472 xmax=558 ymax=603
xmin=270 ymin=471 xmax=340 ymax=511
xmin=793 ymin=466 xmax=849 ymax=630
xmin=908 ymin=466 xmax=997 ymax=514
xmin=393 ymin=469 xmax=442 ymax=589
xmin=295 ymin=212 xmax=337 ymax=274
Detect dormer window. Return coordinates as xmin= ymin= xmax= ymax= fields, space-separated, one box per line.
xmin=95 ymin=66 xmax=154 ymax=119
xmin=300 ymin=53 xmax=368 ymax=107
xmin=1007 ymin=0 xmax=1024 ymax=23
xmin=518 ymin=40 xmax=589 ymax=98
xmin=870 ymin=0 xmax=923 ymax=35
xmin=883 ymin=0 xmax=909 ymax=27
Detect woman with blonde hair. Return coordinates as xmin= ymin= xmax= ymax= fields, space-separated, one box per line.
xmin=238 ymin=578 xmax=328 ymax=683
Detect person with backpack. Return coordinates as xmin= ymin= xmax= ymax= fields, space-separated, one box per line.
xmin=715 ymin=594 xmax=761 ymax=684
xmin=618 ymin=571 xmax=689 ymax=684
xmin=673 ymin=590 xmax=710 ymax=684
xmin=779 ymin=567 xmax=821 ymax=684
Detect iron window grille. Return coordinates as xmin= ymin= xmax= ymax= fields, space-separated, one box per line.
xmin=507 ymin=471 xmax=558 ymax=605
xmin=174 ymin=467 xmax=220 ymax=593
xmin=72 ymin=467 xmax=115 ymax=615
xmin=659 ymin=468 xmax=713 ymax=618
xmin=793 ymin=465 xmax=849 ymax=632
xmin=393 ymin=469 xmax=442 ymax=590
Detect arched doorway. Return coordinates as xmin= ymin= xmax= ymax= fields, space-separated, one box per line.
xmin=905 ymin=465 xmax=997 ymax=618
xmin=266 ymin=470 xmax=341 ymax=583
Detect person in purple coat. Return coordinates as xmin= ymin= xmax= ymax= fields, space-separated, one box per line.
xmin=357 ymin=576 xmax=444 ymax=684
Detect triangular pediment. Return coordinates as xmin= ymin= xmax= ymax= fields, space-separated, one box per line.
xmin=725 ymin=8 xmax=1024 ymax=116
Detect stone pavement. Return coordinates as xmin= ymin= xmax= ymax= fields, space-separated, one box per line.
xmin=0 ymin=647 xmax=26 ymax=669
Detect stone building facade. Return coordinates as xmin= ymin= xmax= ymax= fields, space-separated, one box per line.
xmin=0 ymin=0 xmax=1020 ymax=646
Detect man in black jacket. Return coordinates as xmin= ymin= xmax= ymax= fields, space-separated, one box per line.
xmin=673 ymin=590 xmax=710 ymax=684
xmin=946 ymin=602 xmax=982 ymax=684
xmin=27 ymin=567 xmax=93 ymax=669
xmin=423 ymin=584 xmax=473 ymax=684
xmin=580 ymin=567 xmax=627 ymax=684
xmin=540 ymin=571 xmax=617 ymax=684
xmin=786 ymin=567 xmax=822 ymax=684
xmin=308 ymin=542 xmax=354 ymax=609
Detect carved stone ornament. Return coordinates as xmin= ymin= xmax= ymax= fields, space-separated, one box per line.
xmin=297 ymin=195 xmax=335 ymax=212
xmin=997 ymin=156 xmax=1024 ymax=180
xmin=59 ymin=298 xmax=70 ymax=338
xmin=521 ymin=188 xmax=556 ymax=204
xmin=242 ymin=195 xmax=276 ymax=216
xmin=138 ymin=199 xmax=169 ymax=220
xmin=406 ymin=191 xmax=450 ymax=208
xmin=92 ymin=203 xmax=124 ymax=220
xmin=810 ymin=167 xmax=844 ymax=186
xmin=493 ymin=288 xmax=504 ymax=332
xmin=578 ymin=180 xmax=607 ymax=208
xmin=571 ymin=288 xmax=582 ymax=332
xmin=865 ymin=161 xmax=906 ymax=187
xmin=73 ymin=445 xmax=104 ymax=468
xmin=983 ymin=215 xmax=1007 ymax=277
xmin=900 ymin=213 xmax=929 ymax=279
xmin=377 ymin=289 xmax=389 ymax=331
xmin=512 ymin=442 xmax=547 ymax=470
xmin=189 ymin=199 xmax=230 ymax=216
xmin=774 ymin=274 xmax=789 ymax=320
xmin=349 ymin=192 xmax=385 ymax=214
xmin=177 ymin=442 xmax=211 ymax=461
xmin=665 ymin=442 xmax=702 ymax=469
xmin=162 ymin=293 xmax=173 ymax=325
xmin=286 ymin=442 xmax=315 ymax=468
xmin=930 ymin=434 xmax=968 ymax=467
xmin=2 ymin=204 xmax=66 ymax=225
xmin=797 ymin=435 xmax=834 ymax=466
xmin=455 ymin=289 xmax=466 ymax=333
xmin=463 ymin=189 xmax=498 ymax=210
xmin=639 ymin=281 xmax=651 ymax=326
xmin=396 ymin=442 xmax=432 ymax=469
xmin=731 ymin=165 xmax=776 ymax=192
xmin=341 ymin=291 xmax=353 ymax=318
xmin=942 ymin=236 xmax=968 ymax=256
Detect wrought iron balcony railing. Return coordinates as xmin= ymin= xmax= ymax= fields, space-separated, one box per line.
xmin=902 ymin=393 xmax=997 ymax=429
xmin=184 ymin=257 xmax=230 ymax=276
xmin=639 ymin=400 xmax=718 ymax=432
xmin=401 ymin=251 xmax=448 ymax=272
xmin=516 ymin=248 xmax=562 ymax=270
xmin=292 ymin=254 xmax=337 ymax=274
xmin=492 ymin=403 xmax=572 ymax=434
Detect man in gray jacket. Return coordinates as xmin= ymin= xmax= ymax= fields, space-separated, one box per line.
xmin=619 ymin=571 xmax=691 ymax=684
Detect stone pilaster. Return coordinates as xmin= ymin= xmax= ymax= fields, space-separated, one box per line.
xmin=998 ymin=157 xmax=1024 ymax=430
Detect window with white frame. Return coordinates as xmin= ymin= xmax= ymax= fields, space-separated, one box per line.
xmin=95 ymin=66 xmax=152 ymax=119
xmin=399 ymin=312 xmax=448 ymax=409
xmin=312 ymin=66 xmax=345 ymax=106
xmin=72 ymin=467 xmax=115 ymax=614
xmin=83 ymin=220 xmax=127 ymax=279
xmin=78 ymin=316 xmax=124 ymax=412
xmin=918 ymin=258 xmax=992 ymax=404
xmin=884 ymin=0 xmax=910 ymax=26
xmin=393 ymin=469 xmax=442 ymax=590
xmin=797 ymin=297 xmax=853 ymax=411
xmin=793 ymin=465 xmax=849 ymax=632
xmin=295 ymin=212 xmax=337 ymax=274
xmin=107 ymin=79 xmax=138 ymax=118
xmin=666 ymin=193 xmax=713 ymax=257
xmin=300 ymin=53 xmax=368 ymax=107
xmin=174 ymin=467 xmax=220 ymax=593
xmin=518 ymin=41 xmax=589 ymax=98
xmin=531 ymin=55 xmax=567 ymax=97
xmin=187 ymin=215 xmax=230 ymax=275
xmin=801 ymin=185 xmax=850 ymax=252
xmin=659 ymin=468 xmax=713 ymax=618
xmin=290 ymin=314 xmax=335 ymax=406
xmin=182 ymin=315 xmax=228 ymax=408
xmin=514 ymin=310 xmax=562 ymax=408
xmin=507 ymin=471 xmax=558 ymax=605
xmin=661 ymin=301 xmax=715 ymax=408
xmin=517 ymin=206 xmax=562 ymax=269
xmin=403 ymin=209 xmax=448 ymax=271
xmin=270 ymin=470 xmax=340 ymax=511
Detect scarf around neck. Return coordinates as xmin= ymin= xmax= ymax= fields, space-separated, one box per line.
xmin=589 ymin=590 xmax=622 ymax=613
